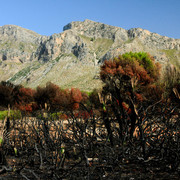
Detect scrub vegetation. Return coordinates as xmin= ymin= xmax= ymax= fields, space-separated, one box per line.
xmin=0 ymin=52 xmax=179 ymax=179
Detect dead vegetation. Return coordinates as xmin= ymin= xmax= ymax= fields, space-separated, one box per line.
xmin=0 ymin=100 xmax=179 ymax=180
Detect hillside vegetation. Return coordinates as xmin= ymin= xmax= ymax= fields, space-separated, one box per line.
xmin=0 ymin=20 xmax=179 ymax=91
xmin=0 ymin=52 xmax=179 ymax=179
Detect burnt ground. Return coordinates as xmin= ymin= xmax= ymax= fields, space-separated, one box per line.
xmin=0 ymin=116 xmax=180 ymax=180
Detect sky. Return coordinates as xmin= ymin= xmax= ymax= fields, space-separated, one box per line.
xmin=0 ymin=0 xmax=179 ymax=38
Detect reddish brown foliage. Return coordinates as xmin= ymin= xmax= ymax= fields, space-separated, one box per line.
xmin=100 ymin=54 xmax=160 ymax=87
xmin=122 ymin=102 xmax=132 ymax=115
xmin=134 ymin=92 xmax=144 ymax=102
xmin=100 ymin=52 xmax=162 ymax=140
xmin=0 ymin=81 xmax=22 ymax=108
xmin=17 ymin=87 xmax=35 ymax=105
xmin=34 ymin=82 xmax=62 ymax=109
xmin=33 ymin=82 xmax=84 ymax=111
xmin=100 ymin=53 xmax=162 ymax=103
xmin=70 ymin=88 xmax=83 ymax=110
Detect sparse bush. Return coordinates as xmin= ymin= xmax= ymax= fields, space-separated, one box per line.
xmin=162 ymin=63 xmax=180 ymax=101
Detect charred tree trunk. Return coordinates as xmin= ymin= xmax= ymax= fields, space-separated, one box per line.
xmin=103 ymin=110 xmax=114 ymax=147
xmin=0 ymin=147 xmax=7 ymax=165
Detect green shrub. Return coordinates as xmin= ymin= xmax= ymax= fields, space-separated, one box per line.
xmin=0 ymin=110 xmax=21 ymax=120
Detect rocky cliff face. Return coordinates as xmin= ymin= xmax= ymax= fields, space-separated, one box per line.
xmin=0 ymin=25 xmax=42 ymax=62
xmin=0 ymin=20 xmax=179 ymax=91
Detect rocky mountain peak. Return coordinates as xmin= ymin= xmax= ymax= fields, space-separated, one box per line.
xmin=63 ymin=19 xmax=128 ymax=42
xmin=0 ymin=25 xmax=44 ymax=62
xmin=0 ymin=25 xmax=41 ymax=42
xmin=127 ymin=28 xmax=180 ymax=50
xmin=0 ymin=20 xmax=179 ymax=91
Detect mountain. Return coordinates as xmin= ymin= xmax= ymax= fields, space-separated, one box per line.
xmin=0 ymin=19 xmax=180 ymax=91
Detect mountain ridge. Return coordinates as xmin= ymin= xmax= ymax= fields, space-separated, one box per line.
xmin=0 ymin=20 xmax=179 ymax=91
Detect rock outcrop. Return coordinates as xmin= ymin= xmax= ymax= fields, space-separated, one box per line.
xmin=0 ymin=25 xmax=42 ymax=62
xmin=0 ymin=20 xmax=179 ymax=91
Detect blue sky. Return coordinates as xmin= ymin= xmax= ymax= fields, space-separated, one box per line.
xmin=0 ymin=0 xmax=179 ymax=38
